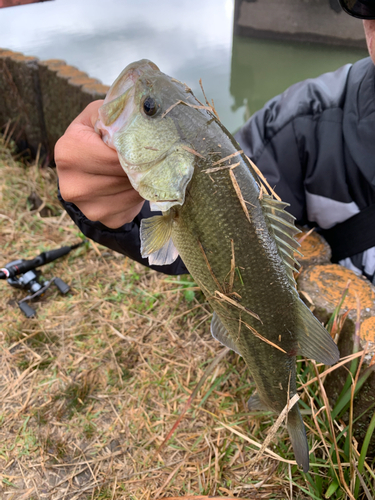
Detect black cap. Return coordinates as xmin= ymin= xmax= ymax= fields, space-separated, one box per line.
xmin=338 ymin=0 xmax=375 ymax=19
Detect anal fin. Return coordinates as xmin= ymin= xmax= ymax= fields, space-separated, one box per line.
xmin=295 ymin=298 xmax=339 ymax=365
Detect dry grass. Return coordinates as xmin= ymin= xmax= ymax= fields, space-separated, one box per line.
xmin=1 ymin=134 xmax=374 ymax=500
xmin=0 ymin=136 xmax=298 ymax=499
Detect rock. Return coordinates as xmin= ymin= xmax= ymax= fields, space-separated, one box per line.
xmin=298 ymin=263 xmax=375 ymax=325
xmin=297 ymin=228 xmax=331 ymax=267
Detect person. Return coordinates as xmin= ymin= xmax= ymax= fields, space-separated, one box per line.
xmin=55 ymin=0 xmax=375 ymax=282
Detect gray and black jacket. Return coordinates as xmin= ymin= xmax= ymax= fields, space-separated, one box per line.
xmin=59 ymin=57 xmax=375 ymax=282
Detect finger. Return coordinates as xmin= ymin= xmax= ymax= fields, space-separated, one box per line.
xmin=59 ymin=169 xmax=135 ymax=202
xmin=55 ymin=126 xmax=123 ymax=177
xmin=99 ymin=209 xmax=143 ymax=229
xmin=55 ymin=100 xmax=126 ymax=177
xmin=77 ymin=192 xmax=145 ymax=228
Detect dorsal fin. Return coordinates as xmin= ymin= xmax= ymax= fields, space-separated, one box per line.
xmin=261 ymin=194 xmax=299 ymax=228
xmin=261 ymin=194 xmax=302 ymax=285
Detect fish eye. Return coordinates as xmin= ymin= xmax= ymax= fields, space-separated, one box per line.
xmin=143 ymin=96 xmax=158 ymax=117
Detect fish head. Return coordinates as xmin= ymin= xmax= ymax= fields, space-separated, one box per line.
xmin=95 ymin=59 xmax=197 ymax=212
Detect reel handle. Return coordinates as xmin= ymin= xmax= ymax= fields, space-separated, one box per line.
xmin=54 ymin=277 xmax=70 ymax=295
xmin=18 ymin=301 xmax=36 ymax=318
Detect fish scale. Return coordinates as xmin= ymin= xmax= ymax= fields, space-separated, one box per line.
xmin=160 ymin=137 xmax=309 ymax=469
xmin=95 ymin=59 xmax=340 ymax=472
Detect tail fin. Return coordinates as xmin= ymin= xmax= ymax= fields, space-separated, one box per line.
xmin=287 ymin=404 xmax=310 ymax=473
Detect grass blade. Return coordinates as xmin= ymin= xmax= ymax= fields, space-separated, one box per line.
xmin=312 ymin=361 xmax=355 ymax=500
xmin=354 ymin=410 xmax=375 ymax=498
xmin=331 ymin=359 xmax=375 ymax=420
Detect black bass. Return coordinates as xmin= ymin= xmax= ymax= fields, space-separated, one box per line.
xmin=95 ymin=60 xmax=339 ymax=472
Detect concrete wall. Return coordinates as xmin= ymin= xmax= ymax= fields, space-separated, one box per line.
xmin=0 ymin=48 xmax=109 ymax=161
xmin=0 ymin=0 xmax=51 ymax=7
xmin=234 ymin=0 xmax=367 ymax=48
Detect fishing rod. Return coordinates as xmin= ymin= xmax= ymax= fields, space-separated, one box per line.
xmin=0 ymin=241 xmax=85 ymax=317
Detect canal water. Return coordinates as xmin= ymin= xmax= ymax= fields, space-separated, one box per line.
xmin=0 ymin=0 xmax=368 ymax=133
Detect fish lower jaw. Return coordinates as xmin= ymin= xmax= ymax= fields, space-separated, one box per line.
xmin=150 ymin=200 xmax=181 ymax=212
xmin=120 ymin=143 xmax=178 ymax=172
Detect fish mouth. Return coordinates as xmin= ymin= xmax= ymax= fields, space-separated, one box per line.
xmin=96 ymin=59 xmax=160 ymax=145
xmin=155 ymin=199 xmax=178 ymax=203
xmin=105 ymin=60 xmax=159 ymax=103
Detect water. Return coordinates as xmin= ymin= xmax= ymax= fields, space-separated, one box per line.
xmin=0 ymin=0 xmax=368 ymax=133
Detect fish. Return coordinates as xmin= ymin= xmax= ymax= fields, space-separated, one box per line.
xmin=95 ymin=59 xmax=340 ymax=472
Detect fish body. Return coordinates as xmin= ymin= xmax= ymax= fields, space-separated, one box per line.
xmin=96 ymin=60 xmax=340 ymax=472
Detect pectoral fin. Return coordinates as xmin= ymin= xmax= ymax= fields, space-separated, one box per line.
xmin=295 ymin=298 xmax=339 ymax=365
xmin=210 ymin=312 xmax=242 ymax=356
xmin=140 ymin=212 xmax=179 ymax=265
xmin=148 ymin=238 xmax=179 ymax=266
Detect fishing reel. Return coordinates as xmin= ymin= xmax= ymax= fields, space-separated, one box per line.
xmin=1 ymin=242 xmax=84 ymax=317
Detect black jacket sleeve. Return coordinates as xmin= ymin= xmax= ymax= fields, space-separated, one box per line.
xmin=58 ymin=188 xmax=188 ymax=275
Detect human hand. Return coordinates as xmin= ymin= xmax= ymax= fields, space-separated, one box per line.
xmin=55 ymin=100 xmax=144 ymax=229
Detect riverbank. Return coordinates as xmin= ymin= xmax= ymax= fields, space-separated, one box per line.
xmin=234 ymin=0 xmax=367 ymax=48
